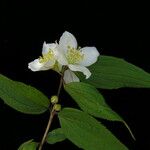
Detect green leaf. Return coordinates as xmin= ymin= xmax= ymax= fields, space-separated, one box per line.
xmin=0 ymin=74 xmax=49 ymax=114
xmin=18 ymin=139 xmax=38 ymax=150
xmin=65 ymin=82 xmax=122 ymax=121
xmin=46 ymin=128 xmax=66 ymax=144
xmin=59 ymin=108 xmax=128 ymax=150
xmin=65 ymin=82 xmax=135 ymax=140
xmin=79 ymin=55 xmax=150 ymax=89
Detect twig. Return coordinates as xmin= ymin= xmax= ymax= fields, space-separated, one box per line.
xmin=38 ymin=109 xmax=55 ymax=150
xmin=38 ymin=72 xmax=64 ymax=150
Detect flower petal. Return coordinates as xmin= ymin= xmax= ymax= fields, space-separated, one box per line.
xmin=68 ymin=64 xmax=91 ymax=79
xmin=79 ymin=47 xmax=100 ymax=66
xmin=28 ymin=59 xmax=45 ymax=71
xmin=63 ymin=69 xmax=80 ymax=84
xmin=42 ymin=42 xmax=57 ymax=55
xmin=57 ymin=51 xmax=68 ymax=65
xmin=28 ymin=59 xmax=55 ymax=71
xmin=59 ymin=31 xmax=77 ymax=53
xmin=44 ymin=59 xmax=56 ymax=69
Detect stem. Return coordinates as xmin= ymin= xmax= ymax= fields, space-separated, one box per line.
xmin=38 ymin=109 xmax=55 ymax=150
xmin=38 ymin=74 xmax=64 ymax=150
xmin=57 ymin=75 xmax=63 ymax=97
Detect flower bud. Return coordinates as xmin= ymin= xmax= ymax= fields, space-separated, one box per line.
xmin=53 ymin=104 xmax=61 ymax=111
xmin=51 ymin=96 xmax=58 ymax=104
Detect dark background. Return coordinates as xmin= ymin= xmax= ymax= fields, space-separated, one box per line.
xmin=0 ymin=1 xmax=150 ymax=150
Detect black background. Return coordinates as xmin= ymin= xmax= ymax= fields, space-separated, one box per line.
xmin=0 ymin=1 xmax=150 ymax=150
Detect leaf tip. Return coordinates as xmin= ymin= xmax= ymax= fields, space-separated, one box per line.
xmin=123 ymin=121 xmax=136 ymax=141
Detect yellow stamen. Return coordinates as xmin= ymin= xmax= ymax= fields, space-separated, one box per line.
xmin=66 ymin=46 xmax=84 ymax=64
xmin=39 ymin=49 xmax=54 ymax=63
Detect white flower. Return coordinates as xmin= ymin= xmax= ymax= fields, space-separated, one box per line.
xmin=57 ymin=31 xmax=100 ymax=84
xmin=28 ymin=31 xmax=100 ymax=84
xmin=28 ymin=42 xmax=61 ymax=72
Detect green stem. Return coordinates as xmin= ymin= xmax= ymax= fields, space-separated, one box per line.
xmin=38 ymin=74 xmax=64 ymax=150
xmin=57 ymin=75 xmax=63 ymax=97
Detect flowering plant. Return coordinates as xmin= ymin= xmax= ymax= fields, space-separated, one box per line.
xmin=1 ymin=31 xmax=150 ymax=149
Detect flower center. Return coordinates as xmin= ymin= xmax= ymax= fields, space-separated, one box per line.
xmin=66 ymin=46 xmax=84 ymax=64
xmin=39 ymin=49 xmax=54 ymax=63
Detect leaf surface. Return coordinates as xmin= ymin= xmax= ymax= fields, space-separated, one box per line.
xmin=59 ymin=108 xmax=128 ymax=150
xmin=46 ymin=128 xmax=66 ymax=144
xmin=80 ymin=55 xmax=150 ymax=89
xmin=0 ymin=74 xmax=49 ymax=114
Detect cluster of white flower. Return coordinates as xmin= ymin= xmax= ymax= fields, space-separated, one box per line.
xmin=28 ymin=31 xmax=100 ymax=84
